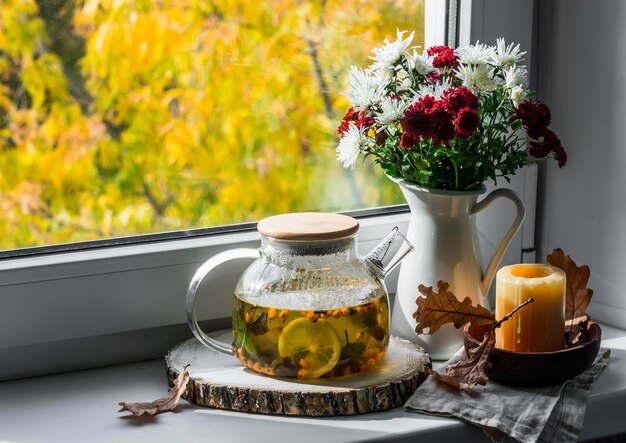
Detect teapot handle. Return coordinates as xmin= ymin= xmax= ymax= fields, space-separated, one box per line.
xmin=471 ymin=189 xmax=526 ymax=296
xmin=186 ymin=248 xmax=260 ymax=354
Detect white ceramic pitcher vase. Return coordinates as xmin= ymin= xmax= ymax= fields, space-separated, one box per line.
xmin=389 ymin=179 xmax=525 ymax=360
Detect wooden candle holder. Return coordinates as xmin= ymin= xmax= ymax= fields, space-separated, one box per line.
xmin=464 ymin=322 xmax=601 ymax=387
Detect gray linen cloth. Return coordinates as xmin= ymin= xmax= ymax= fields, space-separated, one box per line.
xmin=405 ymin=348 xmax=611 ymax=443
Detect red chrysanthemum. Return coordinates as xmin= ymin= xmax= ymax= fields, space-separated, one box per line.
xmin=529 ymin=128 xmax=567 ymax=168
xmin=419 ymin=95 xmax=436 ymax=110
xmin=355 ymin=111 xmax=375 ymax=130
xmin=552 ymin=145 xmax=568 ymax=168
xmin=400 ymin=132 xmax=418 ymax=150
xmin=337 ymin=107 xmax=359 ymax=136
xmin=543 ymin=128 xmax=567 ymax=168
xmin=375 ymin=130 xmax=388 ymax=147
xmin=454 ymin=107 xmax=480 ymax=138
xmin=514 ymin=100 xmax=552 ymax=138
xmin=444 ymin=87 xmax=479 ymax=115
xmin=401 ymin=96 xmax=435 ymax=139
xmin=529 ymin=139 xmax=551 ymax=158
xmin=427 ymin=45 xmax=459 ymax=70
xmin=428 ymin=101 xmax=455 ymax=144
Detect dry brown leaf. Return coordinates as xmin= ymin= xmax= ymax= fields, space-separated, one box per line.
xmin=426 ymin=366 xmax=461 ymax=390
xmin=566 ymin=317 xmax=595 ymax=347
xmin=564 ymin=315 xmax=589 ymax=346
xmin=413 ymin=281 xmax=495 ymax=335
xmin=547 ymin=248 xmax=594 ymax=333
xmin=445 ymin=329 xmax=495 ymax=393
xmin=118 ymin=365 xmax=190 ymax=416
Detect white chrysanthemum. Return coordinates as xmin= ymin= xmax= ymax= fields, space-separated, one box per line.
xmin=503 ymin=66 xmax=528 ymax=89
xmin=416 ymin=76 xmax=453 ymax=100
xmin=396 ymin=69 xmax=413 ymax=92
xmin=490 ymin=38 xmax=526 ymax=68
xmin=376 ymin=97 xmax=410 ymax=126
xmin=455 ymin=64 xmax=498 ymax=94
xmin=343 ymin=67 xmax=389 ymax=109
xmin=336 ymin=126 xmax=368 ymax=170
xmin=456 ymin=42 xmax=495 ymax=66
xmin=408 ymin=49 xmax=434 ymax=76
xmin=510 ymin=85 xmax=525 ymax=106
xmin=367 ymin=29 xmax=415 ymax=73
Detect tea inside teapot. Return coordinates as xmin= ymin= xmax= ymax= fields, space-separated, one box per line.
xmin=232 ymin=284 xmax=389 ymax=380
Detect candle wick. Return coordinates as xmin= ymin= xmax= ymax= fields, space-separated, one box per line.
xmin=493 ymin=297 xmax=535 ymax=329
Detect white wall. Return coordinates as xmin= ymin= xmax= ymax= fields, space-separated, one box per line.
xmin=537 ymin=1 xmax=626 ymax=327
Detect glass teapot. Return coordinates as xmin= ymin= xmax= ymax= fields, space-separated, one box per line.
xmin=186 ymin=212 xmax=413 ymax=380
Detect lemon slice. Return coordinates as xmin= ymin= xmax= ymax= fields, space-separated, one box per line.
xmin=278 ymin=317 xmax=341 ymax=379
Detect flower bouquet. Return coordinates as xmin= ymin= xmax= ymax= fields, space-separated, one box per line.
xmin=336 ymin=31 xmax=566 ymax=191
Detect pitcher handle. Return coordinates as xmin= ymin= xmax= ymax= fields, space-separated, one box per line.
xmin=471 ymin=188 xmax=526 ymax=295
xmin=186 ymin=248 xmax=260 ymax=354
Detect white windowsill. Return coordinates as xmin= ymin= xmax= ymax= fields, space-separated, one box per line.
xmin=0 ymin=323 xmax=624 ymax=442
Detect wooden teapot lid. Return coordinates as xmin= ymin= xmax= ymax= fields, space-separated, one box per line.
xmin=257 ymin=212 xmax=359 ymax=241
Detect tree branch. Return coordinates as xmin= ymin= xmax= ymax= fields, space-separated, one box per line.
xmin=303 ymin=31 xmax=364 ymax=206
xmin=305 ymin=36 xmax=333 ymax=120
xmin=132 ymin=163 xmax=173 ymax=218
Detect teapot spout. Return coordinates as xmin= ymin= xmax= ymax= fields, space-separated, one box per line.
xmin=364 ymin=227 xmax=414 ymax=279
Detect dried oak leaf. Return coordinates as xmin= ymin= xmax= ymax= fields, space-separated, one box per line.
xmin=547 ymin=248 xmax=594 ymax=337
xmin=118 ymin=365 xmax=190 ymax=416
xmin=443 ymin=329 xmax=495 ymax=393
xmin=565 ymin=316 xmax=593 ymax=347
xmin=413 ymin=281 xmax=495 ymax=335
xmin=426 ymin=366 xmax=460 ymax=390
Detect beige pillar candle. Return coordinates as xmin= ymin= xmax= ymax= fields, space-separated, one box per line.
xmin=495 ymin=264 xmax=566 ymax=352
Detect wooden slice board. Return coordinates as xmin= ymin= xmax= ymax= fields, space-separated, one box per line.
xmin=166 ymin=330 xmax=431 ymax=416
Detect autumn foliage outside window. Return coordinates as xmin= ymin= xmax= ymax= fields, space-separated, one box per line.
xmin=0 ymin=0 xmax=424 ymax=251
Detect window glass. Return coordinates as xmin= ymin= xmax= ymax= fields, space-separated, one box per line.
xmin=0 ymin=0 xmax=424 ymax=251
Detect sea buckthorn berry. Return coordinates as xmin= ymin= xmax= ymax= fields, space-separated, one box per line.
xmin=363 ymin=348 xmax=377 ymax=360
xmin=332 ymin=309 xmax=341 ymax=319
xmin=268 ymin=308 xmax=277 ymax=320
xmin=340 ymin=307 xmax=350 ymax=317
xmin=246 ymin=359 xmax=254 ymax=369
xmin=279 ymin=310 xmax=289 ymax=321
xmin=272 ymin=325 xmax=282 ymax=336
xmin=306 ymin=312 xmax=319 ymax=322
xmin=355 ymin=331 xmax=364 ymax=341
xmin=253 ymin=362 xmax=262 ymax=372
xmin=299 ymin=358 xmax=311 ymax=369
xmin=245 ymin=311 xmax=254 ymax=324
xmin=375 ymin=352 xmax=386 ymax=364
xmin=367 ymin=358 xmax=376 ymax=367
xmin=264 ymin=367 xmax=275 ymax=376
xmin=298 ymin=369 xmax=310 ymax=379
